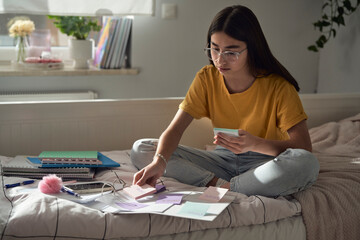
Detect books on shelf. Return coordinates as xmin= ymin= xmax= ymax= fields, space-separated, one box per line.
xmin=94 ymin=16 xmax=133 ymax=69
xmin=93 ymin=17 xmax=112 ymax=67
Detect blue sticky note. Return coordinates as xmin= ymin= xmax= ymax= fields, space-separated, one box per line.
xmin=178 ymin=202 xmax=210 ymax=217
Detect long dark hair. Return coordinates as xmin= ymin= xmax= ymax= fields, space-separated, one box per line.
xmin=207 ymin=5 xmax=300 ymax=91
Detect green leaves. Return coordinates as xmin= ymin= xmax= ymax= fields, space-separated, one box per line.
xmin=308 ymin=0 xmax=359 ymax=52
xmin=48 ymin=16 xmax=101 ymax=40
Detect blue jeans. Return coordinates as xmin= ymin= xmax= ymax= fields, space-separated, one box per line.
xmin=130 ymin=139 xmax=319 ymax=197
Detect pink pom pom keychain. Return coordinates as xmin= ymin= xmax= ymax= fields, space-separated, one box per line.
xmin=38 ymin=174 xmax=81 ymax=198
xmin=38 ymin=174 xmax=63 ymax=194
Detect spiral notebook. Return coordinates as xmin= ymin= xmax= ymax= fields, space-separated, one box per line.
xmin=1 ymin=156 xmax=95 ymax=180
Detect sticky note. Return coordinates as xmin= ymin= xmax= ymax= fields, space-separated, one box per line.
xmin=178 ymin=202 xmax=210 ymax=217
xmin=213 ymin=128 xmax=239 ymax=137
xmin=155 ymin=184 xmax=166 ymax=193
xmin=156 ymin=194 xmax=183 ymax=205
xmin=123 ymin=184 xmax=157 ymax=200
xmin=198 ymin=186 xmax=228 ymax=202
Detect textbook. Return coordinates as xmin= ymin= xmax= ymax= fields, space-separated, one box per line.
xmin=1 ymin=156 xmax=95 ymax=180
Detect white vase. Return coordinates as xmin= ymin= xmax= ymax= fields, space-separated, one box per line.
xmin=68 ymin=39 xmax=94 ymax=69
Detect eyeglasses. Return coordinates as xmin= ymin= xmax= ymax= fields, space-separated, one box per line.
xmin=204 ymin=47 xmax=247 ymax=62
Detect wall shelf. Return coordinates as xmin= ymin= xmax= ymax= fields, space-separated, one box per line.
xmin=0 ymin=61 xmax=139 ymax=77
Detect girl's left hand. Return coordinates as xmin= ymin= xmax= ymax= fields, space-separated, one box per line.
xmin=213 ymin=129 xmax=263 ymax=154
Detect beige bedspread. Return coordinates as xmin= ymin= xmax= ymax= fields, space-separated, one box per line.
xmin=0 ymin=150 xmax=301 ymax=239
xmin=294 ymin=114 xmax=360 ymax=240
xmin=1 ymin=114 xmax=359 ymax=239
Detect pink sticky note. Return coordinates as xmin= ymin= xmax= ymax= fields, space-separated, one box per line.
xmin=198 ymin=186 xmax=228 ymax=202
xmin=123 ymin=184 xmax=157 ymax=200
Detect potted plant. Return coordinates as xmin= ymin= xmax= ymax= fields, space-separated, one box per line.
xmin=48 ymin=16 xmax=101 ymax=69
xmin=308 ymin=0 xmax=359 ymax=52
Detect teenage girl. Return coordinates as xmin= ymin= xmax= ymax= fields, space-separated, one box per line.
xmin=130 ymin=5 xmax=319 ymax=197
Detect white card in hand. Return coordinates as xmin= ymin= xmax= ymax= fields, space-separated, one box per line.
xmin=213 ymin=128 xmax=239 ymax=137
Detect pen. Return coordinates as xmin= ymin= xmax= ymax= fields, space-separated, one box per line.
xmin=5 ymin=180 xmax=35 ymax=189
xmin=61 ymin=186 xmax=81 ymax=198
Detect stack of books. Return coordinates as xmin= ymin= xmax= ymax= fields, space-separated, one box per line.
xmin=2 ymin=151 xmax=120 ymax=180
xmin=94 ymin=16 xmax=133 ymax=69
xmin=39 ymin=151 xmax=101 ymax=165
xmin=2 ymin=155 xmax=95 ymax=180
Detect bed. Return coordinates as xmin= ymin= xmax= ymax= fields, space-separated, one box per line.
xmin=0 ymin=93 xmax=359 ymax=240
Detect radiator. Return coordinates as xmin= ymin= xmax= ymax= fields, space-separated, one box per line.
xmin=0 ymin=91 xmax=98 ymax=102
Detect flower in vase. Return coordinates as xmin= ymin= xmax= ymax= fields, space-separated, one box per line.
xmin=8 ymin=17 xmax=35 ymax=63
xmin=8 ymin=18 xmax=35 ymax=37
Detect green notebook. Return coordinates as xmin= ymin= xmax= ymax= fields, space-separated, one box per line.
xmin=39 ymin=151 xmax=98 ymax=159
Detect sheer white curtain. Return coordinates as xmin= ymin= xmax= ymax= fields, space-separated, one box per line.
xmin=0 ymin=0 xmax=154 ymax=16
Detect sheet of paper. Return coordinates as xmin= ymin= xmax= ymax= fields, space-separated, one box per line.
xmin=87 ymin=190 xmax=235 ymax=221
xmin=178 ymin=201 xmax=210 ymax=217
xmin=156 ymin=193 xmax=183 ymax=205
xmin=95 ymin=191 xmax=173 ymax=213
xmin=115 ymin=202 xmax=148 ymax=210
xmin=159 ymin=191 xmax=235 ymax=221
xmin=198 ymin=186 xmax=228 ymax=202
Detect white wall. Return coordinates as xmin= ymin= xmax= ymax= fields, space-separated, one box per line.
xmin=0 ymin=0 xmax=323 ymax=99
xmin=317 ymin=7 xmax=360 ymax=93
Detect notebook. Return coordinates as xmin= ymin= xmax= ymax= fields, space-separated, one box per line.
xmin=28 ymin=152 xmax=120 ymax=168
xmin=1 ymin=156 xmax=95 ymax=180
xmin=3 ymin=171 xmax=95 ymax=180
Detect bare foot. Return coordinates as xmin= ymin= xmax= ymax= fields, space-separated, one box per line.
xmin=206 ymin=176 xmax=218 ymax=187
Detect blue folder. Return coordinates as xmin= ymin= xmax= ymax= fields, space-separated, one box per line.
xmin=28 ymin=152 xmax=120 ymax=168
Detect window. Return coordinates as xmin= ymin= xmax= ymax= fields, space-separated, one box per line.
xmin=0 ymin=14 xmax=101 ymax=47
xmin=0 ymin=0 xmax=154 ymax=62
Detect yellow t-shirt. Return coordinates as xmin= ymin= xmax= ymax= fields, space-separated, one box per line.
xmin=179 ymin=65 xmax=307 ymax=140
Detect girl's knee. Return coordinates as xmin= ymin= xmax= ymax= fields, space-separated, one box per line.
xmin=130 ymin=138 xmax=158 ymax=169
xmin=278 ymin=148 xmax=319 ymax=180
xmin=132 ymin=138 xmax=158 ymax=152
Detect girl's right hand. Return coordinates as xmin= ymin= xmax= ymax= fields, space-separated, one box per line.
xmin=132 ymin=158 xmax=166 ymax=187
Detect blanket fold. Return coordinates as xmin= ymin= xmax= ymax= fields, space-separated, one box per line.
xmin=294 ymin=113 xmax=360 ymax=240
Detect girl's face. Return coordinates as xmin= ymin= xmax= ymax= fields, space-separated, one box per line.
xmin=210 ymin=31 xmax=249 ymax=76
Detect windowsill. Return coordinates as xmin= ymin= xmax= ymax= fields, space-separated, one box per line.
xmin=0 ymin=60 xmax=140 ymax=77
